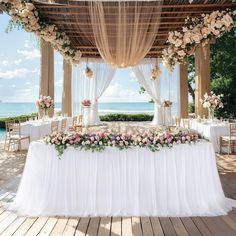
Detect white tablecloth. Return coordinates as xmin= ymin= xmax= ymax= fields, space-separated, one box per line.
xmin=190 ymin=120 xmax=230 ymax=153
xmin=8 ymin=141 xmax=236 ymax=217
xmin=20 ymin=117 xmax=73 ymax=149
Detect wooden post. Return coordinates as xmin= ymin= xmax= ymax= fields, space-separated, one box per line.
xmin=179 ymin=63 xmax=189 ymax=118
xmin=62 ymin=59 xmax=72 ymax=117
xmin=40 ymin=41 xmax=54 ymax=117
xmin=195 ymin=43 xmax=211 ymax=118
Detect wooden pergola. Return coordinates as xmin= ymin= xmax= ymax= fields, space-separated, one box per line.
xmin=32 ymin=0 xmax=236 ymax=118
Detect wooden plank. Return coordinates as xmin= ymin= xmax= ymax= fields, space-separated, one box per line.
xmin=62 ymin=218 xmax=79 ymax=236
xmin=86 ymin=217 xmax=100 ymax=236
xmin=140 ymin=217 xmax=154 ymax=236
xmin=12 ymin=217 xmax=37 ymax=236
xmin=50 ymin=218 xmax=68 ymax=236
xmin=24 ymin=217 xmax=48 ymax=236
xmin=181 ymin=217 xmax=201 ymax=236
xmin=221 ymin=215 xmax=236 ymax=233
xmin=159 ymin=217 xmax=177 ymax=236
xmin=1 ymin=217 xmax=26 ymax=236
xmin=122 ymin=217 xmax=132 ymax=236
xmin=191 ymin=217 xmax=212 ymax=236
xmin=38 ymin=217 xmax=58 ymax=236
xmin=0 ymin=212 xmax=17 ymax=234
xmin=111 ymin=217 xmax=121 ymax=236
xmin=97 ymin=217 xmax=111 ymax=236
xmin=131 ymin=217 xmax=142 ymax=236
xmin=0 ymin=211 xmax=12 ymax=223
xmin=202 ymin=216 xmax=236 ymax=236
xmin=170 ymin=218 xmax=189 ymax=236
xmin=150 ymin=217 xmax=164 ymax=236
xmin=74 ymin=217 xmax=90 ymax=236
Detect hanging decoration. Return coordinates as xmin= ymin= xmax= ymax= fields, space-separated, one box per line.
xmin=162 ymin=9 xmax=236 ymax=70
xmin=150 ymin=59 xmax=161 ymax=80
xmin=0 ymin=0 xmax=82 ymax=64
xmin=83 ymin=59 xmax=93 ymax=79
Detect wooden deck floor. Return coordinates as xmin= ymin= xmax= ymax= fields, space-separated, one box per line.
xmin=0 ymin=148 xmax=236 ymax=236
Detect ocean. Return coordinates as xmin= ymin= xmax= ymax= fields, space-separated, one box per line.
xmin=0 ymin=102 xmax=154 ymax=140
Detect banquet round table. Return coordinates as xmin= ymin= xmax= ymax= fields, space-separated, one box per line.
xmin=8 ymin=140 xmax=236 ymax=217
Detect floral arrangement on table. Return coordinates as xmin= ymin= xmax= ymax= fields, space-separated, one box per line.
xmin=162 ymin=100 xmax=172 ymax=107
xmin=84 ymin=67 xmax=93 ymax=79
xmin=44 ymin=130 xmax=199 ymax=156
xmin=0 ymin=0 xmax=82 ymax=64
xmin=81 ymin=99 xmax=91 ymax=107
xmin=200 ymin=91 xmax=224 ymax=120
xmin=150 ymin=65 xmax=161 ymax=80
xmin=162 ymin=10 xmax=236 ymax=70
xmin=36 ymin=95 xmax=54 ymax=110
xmin=36 ymin=95 xmax=54 ymax=119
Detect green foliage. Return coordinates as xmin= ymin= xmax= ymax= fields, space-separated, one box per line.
xmin=188 ymin=29 xmax=236 ymax=118
xmin=0 ymin=113 xmax=38 ymax=129
xmin=188 ymin=102 xmax=195 ymax=113
xmin=100 ymin=113 xmax=153 ymax=122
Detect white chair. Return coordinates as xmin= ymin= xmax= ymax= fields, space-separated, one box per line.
xmin=4 ymin=120 xmax=30 ymax=151
xmin=220 ymin=123 xmax=236 ymax=155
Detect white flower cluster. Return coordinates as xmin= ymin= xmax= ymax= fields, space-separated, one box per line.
xmin=150 ymin=65 xmax=161 ymax=80
xmin=200 ymin=91 xmax=224 ymax=109
xmin=0 ymin=0 xmax=82 ymax=64
xmin=162 ymin=10 xmax=236 ymax=70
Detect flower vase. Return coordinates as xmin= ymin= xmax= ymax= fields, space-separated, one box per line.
xmin=208 ymin=108 xmax=215 ymax=121
xmin=42 ymin=108 xmax=49 ymax=121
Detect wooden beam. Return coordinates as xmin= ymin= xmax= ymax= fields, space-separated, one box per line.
xmin=195 ymin=44 xmax=211 ymax=118
xmin=179 ymin=63 xmax=189 ymax=118
xmin=34 ymin=3 xmax=236 ymax=9
xmin=62 ymin=60 xmax=72 ymax=117
xmin=40 ymin=41 xmax=54 ymax=117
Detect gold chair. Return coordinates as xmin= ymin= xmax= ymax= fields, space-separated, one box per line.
xmin=61 ymin=118 xmax=67 ymax=132
xmin=74 ymin=115 xmax=83 ymax=132
xmin=51 ymin=120 xmax=59 ymax=133
xmin=220 ymin=123 xmax=236 ymax=155
xmin=182 ymin=118 xmax=190 ymax=129
xmin=4 ymin=120 xmax=30 ymax=151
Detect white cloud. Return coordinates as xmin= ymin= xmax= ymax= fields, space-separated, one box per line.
xmin=101 ymin=82 xmax=150 ymax=102
xmin=0 ymin=59 xmax=22 ymax=66
xmin=0 ymin=68 xmax=37 ymax=79
xmin=17 ymin=48 xmax=40 ymax=60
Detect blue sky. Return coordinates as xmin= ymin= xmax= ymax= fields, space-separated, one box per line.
xmin=0 ymin=13 xmax=150 ymax=103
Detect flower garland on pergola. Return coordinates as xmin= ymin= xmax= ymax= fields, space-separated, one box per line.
xmin=0 ymin=0 xmax=82 ymax=64
xmin=162 ymin=10 xmax=236 ymax=70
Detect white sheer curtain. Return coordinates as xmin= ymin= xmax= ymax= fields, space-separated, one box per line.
xmin=133 ymin=59 xmax=180 ymax=125
xmin=88 ymin=1 xmax=162 ymax=67
xmin=72 ymin=59 xmax=116 ymax=125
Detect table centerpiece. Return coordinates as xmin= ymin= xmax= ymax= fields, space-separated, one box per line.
xmin=36 ymin=95 xmax=54 ymax=121
xmin=200 ymin=92 xmax=224 ymax=121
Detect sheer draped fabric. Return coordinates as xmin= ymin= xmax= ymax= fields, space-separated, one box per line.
xmin=72 ymin=59 xmax=116 ymax=125
xmin=88 ymin=1 xmax=162 ymax=67
xmin=133 ymin=59 xmax=180 ymax=125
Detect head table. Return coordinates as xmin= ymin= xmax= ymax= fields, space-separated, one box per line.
xmin=8 ymin=140 xmax=236 ymax=217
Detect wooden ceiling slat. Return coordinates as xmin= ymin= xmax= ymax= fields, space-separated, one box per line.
xmin=32 ymin=0 xmax=236 ymax=58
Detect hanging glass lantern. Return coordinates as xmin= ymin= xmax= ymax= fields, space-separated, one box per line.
xmin=150 ymin=58 xmax=161 ymax=80
xmin=84 ymin=58 xmax=93 ymax=79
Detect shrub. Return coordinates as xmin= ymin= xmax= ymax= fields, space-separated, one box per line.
xmin=100 ymin=113 xmax=153 ymax=122
xmin=0 ymin=113 xmax=38 ymax=129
